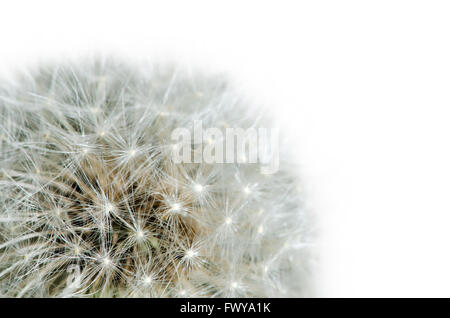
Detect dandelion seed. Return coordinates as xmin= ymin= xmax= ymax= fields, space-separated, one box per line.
xmin=171 ymin=203 xmax=181 ymax=212
xmin=257 ymin=225 xmax=264 ymax=234
xmin=185 ymin=248 xmax=197 ymax=259
xmin=224 ymin=217 xmax=232 ymax=225
xmin=135 ymin=230 xmax=145 ymax=241
xmin=104 ymin=202 xmax=115 ymax=215
xmin=143 ymin=276 xmax=153 ymax=285
xmin=102 ymin=257 xmax=112 ymax=267
xmin=193 ymin=184 xmax=203 ymax=193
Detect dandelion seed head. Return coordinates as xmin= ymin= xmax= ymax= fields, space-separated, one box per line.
xmin=0 ymin=58 xmax=312 ymax=298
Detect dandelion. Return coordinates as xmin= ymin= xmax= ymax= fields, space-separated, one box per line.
xmin=0 ymin=58 xmax=314 ymax=297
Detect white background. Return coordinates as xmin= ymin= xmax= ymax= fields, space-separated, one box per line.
xmin=1 ymin=0 xmax=450 ymax=297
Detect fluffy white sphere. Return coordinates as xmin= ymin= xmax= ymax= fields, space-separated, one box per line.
xmin=0 ymin=58 xmax=313 ymax=297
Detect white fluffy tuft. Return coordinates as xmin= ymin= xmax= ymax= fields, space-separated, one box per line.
xmin=0 ymin=58 xmax=314 ymax=297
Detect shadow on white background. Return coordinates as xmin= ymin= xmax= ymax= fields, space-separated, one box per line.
xmin=1 ymin=0 xmax=450 ymax=297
